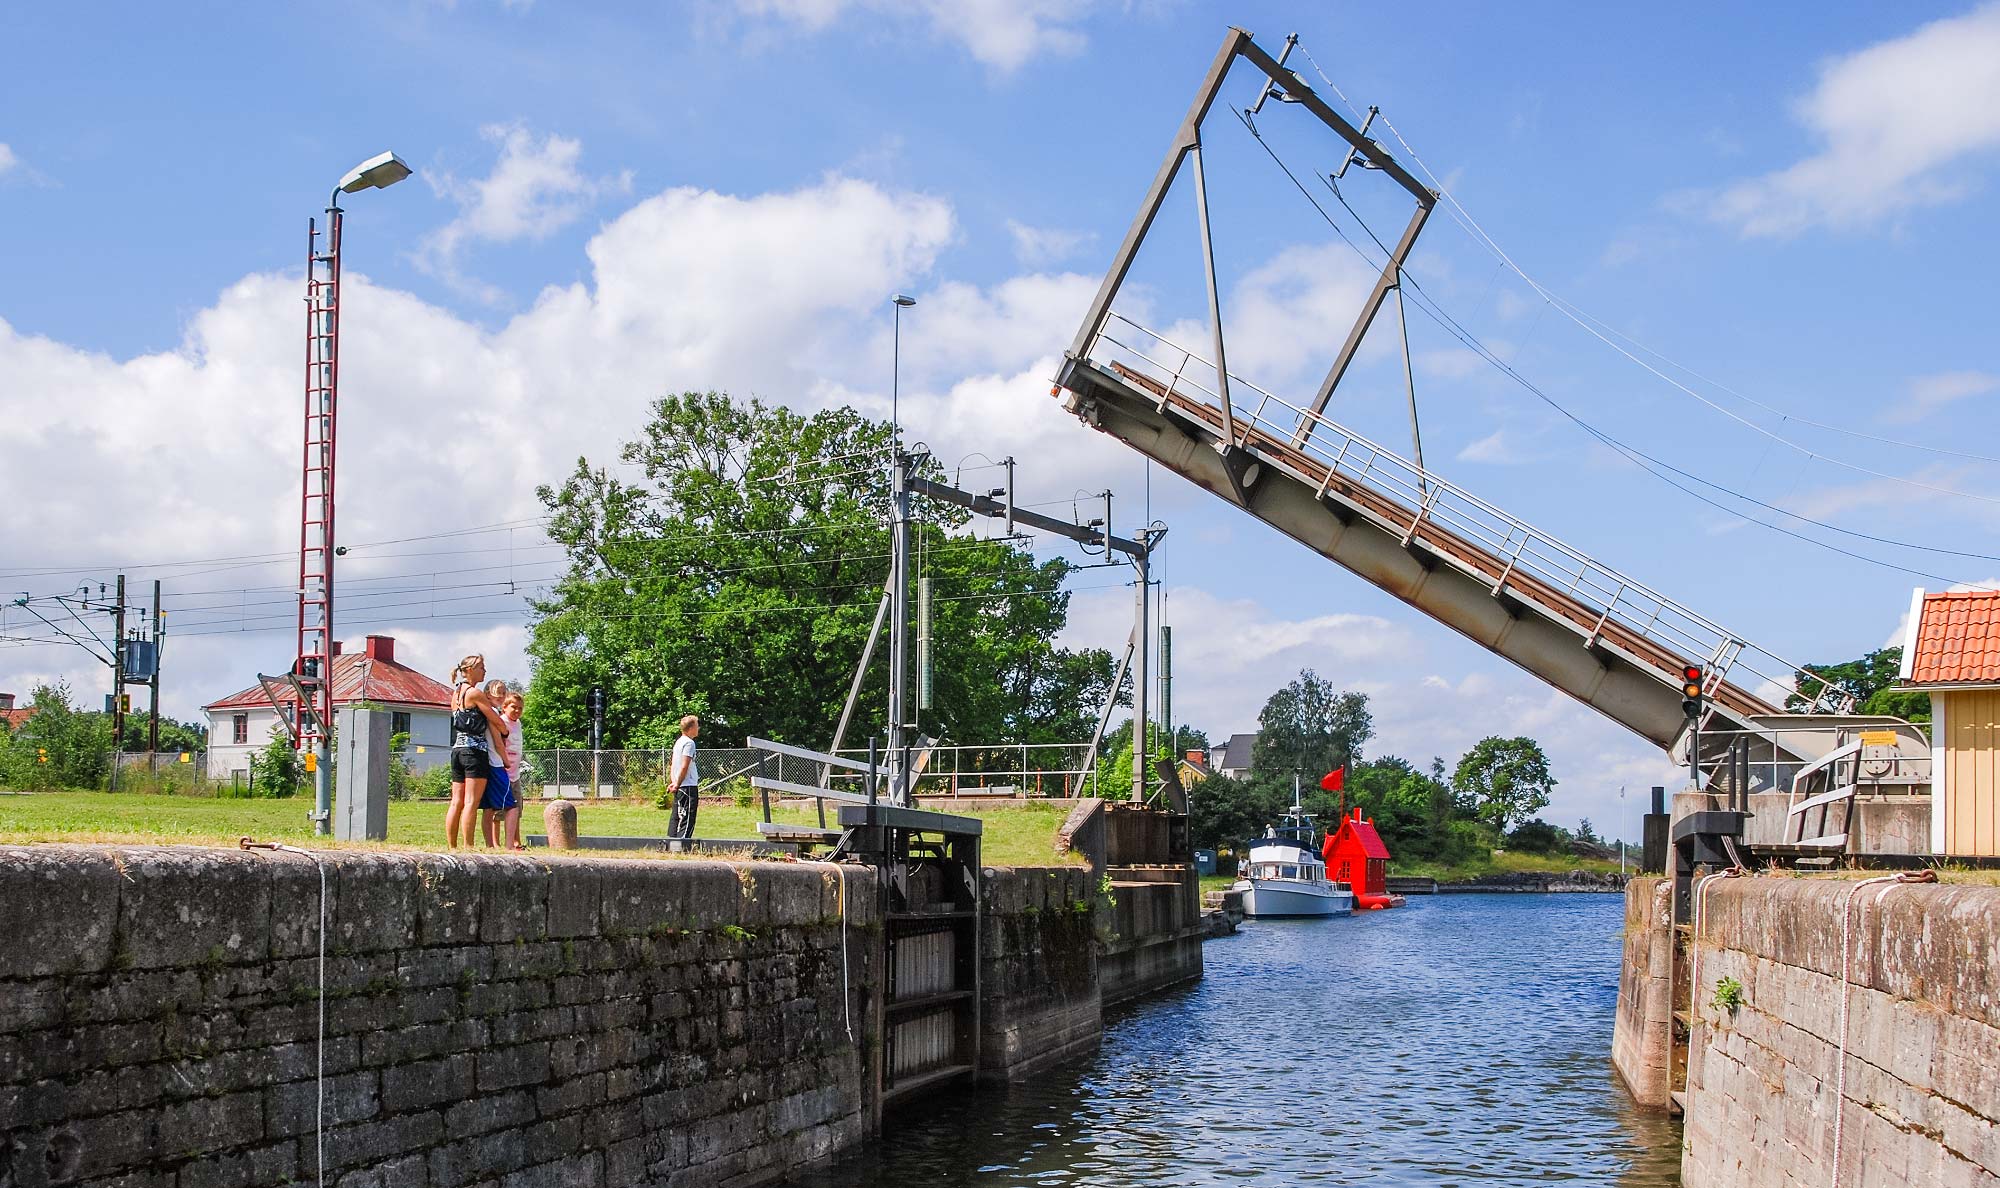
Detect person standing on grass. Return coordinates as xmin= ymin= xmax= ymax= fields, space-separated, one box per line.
xmin=446 ymin=655 xmax=508 ymax=848
xmin=668 ymin=714 xmax=700 ymax=841
xmin=500 ymin=692 xmax=526 ymax=849
xmin=479 ymin=678 xmax=518 ymax=848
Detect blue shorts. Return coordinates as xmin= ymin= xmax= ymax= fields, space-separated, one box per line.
xmin=482 ymin=768 xmax=517 ymax=811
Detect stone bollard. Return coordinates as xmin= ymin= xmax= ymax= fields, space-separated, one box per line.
xmin=544 ymin=800 xmax=579 ymax=851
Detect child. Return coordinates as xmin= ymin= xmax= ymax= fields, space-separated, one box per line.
xmin=500 ymin=692 xmax=526 ymax=850
xmin=479 ymin=679 xmax=517 ymax=848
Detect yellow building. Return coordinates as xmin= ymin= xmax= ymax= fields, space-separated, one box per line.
xmin=1899 ymin=588 xmax=2000 ymax=857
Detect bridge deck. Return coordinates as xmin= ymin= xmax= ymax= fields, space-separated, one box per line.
xmin=1107 ymin=362 xmax=1779 ymax=723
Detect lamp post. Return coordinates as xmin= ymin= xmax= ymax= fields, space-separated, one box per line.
xmin=890 ymin=293 xmax=916 ymax=451
xmin=299 ymin=150 xmax=411 ymax=836
xmin=885 ymin=294 xmax=917 ymax=799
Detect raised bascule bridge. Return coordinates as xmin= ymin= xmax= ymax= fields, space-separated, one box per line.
xmin=1051 ymin=27 xmax=1932 ymax=866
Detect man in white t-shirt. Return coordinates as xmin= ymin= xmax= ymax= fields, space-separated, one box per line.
xmin=668 ymin=714 xmax=700 ymax=841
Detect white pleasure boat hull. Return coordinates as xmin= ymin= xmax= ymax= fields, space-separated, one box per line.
xmin=1236 ymin=879 xmax=1354 ymax=917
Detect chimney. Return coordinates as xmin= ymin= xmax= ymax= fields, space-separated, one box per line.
xmin=330 ymin=641 xmax=344 ymax=657
xmin=0 ymin=693 xmax=14 ymax=711
xmin=1186 ymin=749 xmax=1204 ymax=764
xmin=364 ymin=635 xmax=395 ymax=664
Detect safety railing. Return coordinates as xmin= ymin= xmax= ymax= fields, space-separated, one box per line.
xmin=831 ymin=741 xmax=1095 ymax=797
xmin=1085 ymin=312 xmax=1855 ymax=716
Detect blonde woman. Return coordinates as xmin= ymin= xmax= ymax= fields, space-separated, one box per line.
xmin=479 ymin=679 xmax=520 ymax=849
xmin=446 ymin=655 xmax=509 ymax=848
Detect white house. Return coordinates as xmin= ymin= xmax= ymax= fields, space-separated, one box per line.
xmin=203 ymin=635 xmax=455 ymax=783
xmin=1210 ymin=732 xmax=1258 ymax=780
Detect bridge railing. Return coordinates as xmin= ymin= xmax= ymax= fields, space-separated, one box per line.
xmin=1086 ymin=312 xmax=1853 ymax=716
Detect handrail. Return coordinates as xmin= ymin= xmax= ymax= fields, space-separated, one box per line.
xmin=1086 ymin=313 xmax=1855 ymax=717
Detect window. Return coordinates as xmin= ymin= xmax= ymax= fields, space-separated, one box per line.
xmin=391 ymin=711 xmax=411 ymax=738
xmin=232 ymin=714 xmax=248 ymax=745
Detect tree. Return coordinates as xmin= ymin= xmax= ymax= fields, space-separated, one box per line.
xmin=116 ymin=712 xmax=208 ymax=753
xmin=1187 ymin=773 xmax=1287 ymax=853
xmin=525 ymin=391 xmax=1119 ymax=754
xmin=1577 ymin=818 xmax=1601 ymax=845
xmin=1453 ymin=736 xmax=1556 ymax=834
xmin=0 ymin=683 xmax=112 ymax=791
xmin=1790 ymin=646 xmax=1929 ymax=724
xmin=1250 ymin=670 xmax=1372 ymax=780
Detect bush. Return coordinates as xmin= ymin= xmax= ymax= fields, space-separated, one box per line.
xmin=1506 ymin=818 xmax=1570 ymax=855
xmin=413 ymin=765 xmax=453 ymax=800
xmin=386 ymin=732 xmax=415 ymax=801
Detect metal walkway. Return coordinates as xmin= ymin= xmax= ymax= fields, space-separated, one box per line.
xmin=1056 ymin=315 xmax=1851 ymax=766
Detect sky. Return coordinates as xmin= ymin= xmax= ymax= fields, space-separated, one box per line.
xmin=4 ymin=1 xmax=2000 ymax=840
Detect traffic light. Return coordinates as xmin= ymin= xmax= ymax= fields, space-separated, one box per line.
xmin=119 ymin=693 xmax=131 ymax=714
xmin=1681 ymin=664 xmax=1704 ymax=719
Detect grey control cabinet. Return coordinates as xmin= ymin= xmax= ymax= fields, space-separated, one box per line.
xmin=334 ymin=706 xmax=391 ymax=841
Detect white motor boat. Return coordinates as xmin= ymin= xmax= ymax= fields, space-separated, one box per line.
xmin=1231 ymin=784 xmax=1354 ymax=918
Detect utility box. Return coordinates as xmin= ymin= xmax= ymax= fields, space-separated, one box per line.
xmin=335 ymin=705 xmax=390 ymax=841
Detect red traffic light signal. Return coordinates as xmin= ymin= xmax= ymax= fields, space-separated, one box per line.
xmin=1680 ymin=665 xmax=1704 ymax=699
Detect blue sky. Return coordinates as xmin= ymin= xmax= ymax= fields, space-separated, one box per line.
xmin=4 ymin=1 xmax=1999 ymax=837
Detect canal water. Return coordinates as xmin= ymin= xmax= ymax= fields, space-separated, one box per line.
xmin=787 ymin=893 xmax=1682 ymax=1187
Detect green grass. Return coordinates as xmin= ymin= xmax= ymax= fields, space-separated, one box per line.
xmin=0 ymin=791 xmax=1080 ymax=869
xmin=1386 ymin=850 xmax=1626 ymax=883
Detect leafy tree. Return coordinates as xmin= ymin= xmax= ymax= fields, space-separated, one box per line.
xmin=525 ymin=391 xmax=1119 ymax=755
xmin=116 ymin=712 xmax=208 ymax=753
xmin=1453 ymin=736 xmax=1556 ymax=834
xmin=0 ymin=683 xmax=112 ymax=791
xmin=1790 ymin=646 xmax=1929 ymax=724
xmin=1250 ymin=670 xmax=1372 ymax=779
xmin=1577 ymin=818 xmax=1600 ymax=845
xmin=1188 ymin=773 xmax=1288 ymax=852
xmin=386 ymin=731 xmax=415 ymax=801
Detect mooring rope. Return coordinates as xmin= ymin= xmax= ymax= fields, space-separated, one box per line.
xmin=1687 ymin=866 xmax=1744 ymax=1041
xmin=244 ymin=839 xmax=329 ymax=1187
xmin=1830 ymin=870 xmax=1935 ymax=1186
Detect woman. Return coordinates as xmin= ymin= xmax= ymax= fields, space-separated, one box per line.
xmin=446 ymin=654 xmax=509 ymax=848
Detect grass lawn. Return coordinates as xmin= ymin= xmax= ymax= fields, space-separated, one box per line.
xmin=0 ymin=792 xmax=1080 ymax=869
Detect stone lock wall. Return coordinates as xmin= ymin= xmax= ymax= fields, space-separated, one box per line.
xmin=1610 ymin=876 xmax=1674 ymax=1109
xmin=977 ymin=868 xmax=1101 ymax=1080
xmin=1679 ymin=878 xmax=2000 ymax=1187
xmin=0 ymin=845 xmax=877 ymax=1188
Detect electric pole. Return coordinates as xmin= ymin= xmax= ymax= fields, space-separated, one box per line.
xmin=148 ymin=579 xmax=162 ymax=758
xmin=111 ymin=574 xmax=126 ymax=788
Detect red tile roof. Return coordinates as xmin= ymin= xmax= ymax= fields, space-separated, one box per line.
xmin=204 ymin=651 xmax=454 ymax=712
xmin=1907 ymin=590 xmax=2000 ymax=685
xmin=2 ymin=706 xmax=34 ymax=733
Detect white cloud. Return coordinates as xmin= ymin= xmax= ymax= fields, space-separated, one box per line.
xmin=1456 ymin=428 xmax=1543 ymax=465
xmin=418 ymin=124 xmax=632 ymax=301
xmin=1005 ymin=219 xmax=1092 ymax=268
xmin=725 ymin=0 xmax=1093 ymax=72
xmin=0 ymin=144 xmax=17 ymax=175
xmin=1416 ymin=347 xmax=1483 ymax=380
xmin=1892 ymin=369 xmax=2000 ymax=422
xmin=1702 ymin=3 xmax=2000 ymax=236
xmin=0 ymin=173 xmax=960 ymax=720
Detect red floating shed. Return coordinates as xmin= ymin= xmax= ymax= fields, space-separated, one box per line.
xmin=1321 ymin=808 xmax=1403 ymax=910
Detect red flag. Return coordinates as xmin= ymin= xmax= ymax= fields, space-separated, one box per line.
xmin=1319 ymin=767 xmax=1345 ymax=793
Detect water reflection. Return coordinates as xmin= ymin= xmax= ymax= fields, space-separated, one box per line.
xmin=786 ymin=895 xmax=1681 ymax=1187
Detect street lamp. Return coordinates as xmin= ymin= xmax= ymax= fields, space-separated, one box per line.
xmin=298 ymin=150 xmax=411 ymax=836
xmin=891 ymin=293 xmax=915 ymax=450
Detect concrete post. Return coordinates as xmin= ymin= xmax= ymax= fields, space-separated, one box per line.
xmin=544 ymin=800 xmax=578 ymax=850
xmin=333 ymin=706 xmax=389 ymax=841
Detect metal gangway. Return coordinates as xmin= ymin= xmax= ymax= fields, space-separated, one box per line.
xmin=1051 ymin=27 xmax=1870 ymax=779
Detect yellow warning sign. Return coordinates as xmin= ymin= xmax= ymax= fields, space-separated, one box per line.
xmin=1858 ymin=730 xmax=1898 ymax=748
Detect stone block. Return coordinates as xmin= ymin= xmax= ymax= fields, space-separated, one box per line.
xmin=316 ymin=1110 xmax=445 ymax=1172
xmin=154 ymin=1088 xmax=265 ymax=1157
xmin=546 ymin=861 xmax=603 ymax=939
xmin=267 ymin=1070 xmax=381 ymax=1137
xmin=480 ymin=855 xmax=553 ymax=944
xmin=0 ymin=847 xmax=121 ymax=977
xmin=478 ymin=1041 xmax=553 ymax=1092
xmin=380 ymin=1054 xmax=475 ymax=1114
xmin=445 ymin=1086 xmax=538 ymax=1139
xmin=412 ymin=855 xmax=484 ymax=946
xmin=112 ymin=848 xmax=275 ymax=970
xmin=328 ymin=853 xmax=420 ymax=955
xmin=168 ymin=1140 xmax=299 ymax=1188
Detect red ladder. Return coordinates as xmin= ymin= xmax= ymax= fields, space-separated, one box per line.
xmin=294 ymin=209 xmax=342 ymax=751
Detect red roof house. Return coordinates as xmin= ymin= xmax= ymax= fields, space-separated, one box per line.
xmin=203 ymin=636 xmax=454 ymax=779
xmin=1898 ymin=588 xmax=2000 ymax=856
